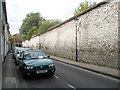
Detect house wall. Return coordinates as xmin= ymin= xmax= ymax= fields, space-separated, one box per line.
xmin=0 ymin=1 xmax=2 ymax=89
xmin=1 ymin=0 xmax=10 ymax=59
xmin=0 ymin=0 xmax=10 ymax=88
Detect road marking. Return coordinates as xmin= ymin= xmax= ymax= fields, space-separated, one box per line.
xmin=54 ymin=75 xmax=59 ymax=79
xmin=53 ymin=60 xmax=119 ymax=81
xmin=68 ymin=84 xmax=76 ymax=89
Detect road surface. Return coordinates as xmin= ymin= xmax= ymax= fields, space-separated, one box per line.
xmin=2 ymin=52 xmax=119 ymax=89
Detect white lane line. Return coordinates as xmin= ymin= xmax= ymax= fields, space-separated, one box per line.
xmin=54 ymin=75 xmax=59 ymax=79
xmin=53 ymin=60 xmax=118 ymax=81
xmin=68 ymin=84 xmax=76 ymax=89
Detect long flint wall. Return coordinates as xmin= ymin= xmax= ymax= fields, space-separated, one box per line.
xmin=22 ymin=0 xmax=119 ymax=69
xmin=77 ymin=0 xmax=119 ymax=68
xmin=39 ymin=20 xmax=76 ymax=60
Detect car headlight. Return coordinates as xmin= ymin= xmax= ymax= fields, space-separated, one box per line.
xmin=25 ymin=66 xmax=33 ymax=69
xmin=49 ymin=63 xmax=55 ymax=67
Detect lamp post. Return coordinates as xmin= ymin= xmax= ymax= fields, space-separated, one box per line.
xmin=74 ymin=17 xmax=79 ymax=62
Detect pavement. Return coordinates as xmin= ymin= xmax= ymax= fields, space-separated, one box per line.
xmin=2 ymin=52 xmax=17 ymax=88
xmin=50 ymin=55 xmax=120 ymax=79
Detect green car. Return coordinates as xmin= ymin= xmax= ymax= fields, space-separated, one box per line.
xmin=18 ymin=50 xmax=55 ymax=78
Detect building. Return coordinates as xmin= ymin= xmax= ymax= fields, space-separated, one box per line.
xmin=0 ymin=0 xmax=10 ymax=89
xmin=0 ymin=0 xmax=10 ymax=62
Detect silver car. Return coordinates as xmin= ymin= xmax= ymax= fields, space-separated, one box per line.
xmin=13 ymin=47 xmax=30 ymax=65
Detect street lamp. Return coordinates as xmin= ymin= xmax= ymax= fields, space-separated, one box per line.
xmin=38 ymin=34 xmax=41 ymax=49
xmin=74 ymin=17 xmax=79 ymax=62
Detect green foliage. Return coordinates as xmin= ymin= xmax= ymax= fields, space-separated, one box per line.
xmin=8 ymin=35 xmax=14 ymax=44
xmin=73 ymin=0 xmax=96 ymax=16
xmin=27 ymin=26 xmax=38 ymax=40
xmin=19 ymin=12 xmax=61 ymax=41
xmin=37 ymin=19 xmax=61 ymax=34
xmin=19 ymin=12 xmax=44 ymax=41
xmin=13 ymin=33 xmax=19 ymax=36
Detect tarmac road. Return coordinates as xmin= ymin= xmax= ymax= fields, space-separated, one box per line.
xmin=2 ymin=52 xmax=119 ymax=89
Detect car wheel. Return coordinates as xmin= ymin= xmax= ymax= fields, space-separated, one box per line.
xmin=15 ymin=61 xmax=18 ymax=65
xmin=16 ymin=61 xmax=19 ymax=65
xmin=21 ymin=70 xmax=27 ymax=79
xmin=49 ymin=72 xmax=54 ymax=76
xmin=19 ymin=66 xmax=21 ymax=71
xmin=13 ymin=56 xmax=15 ymax=60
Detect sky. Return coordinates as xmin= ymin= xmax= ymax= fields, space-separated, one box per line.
xmin=6 ymin=0 xmax=103 ymax=35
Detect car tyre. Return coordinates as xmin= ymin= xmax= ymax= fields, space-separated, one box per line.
xmin=21 ymin=70 xmax=27 ymax=79
xmin=15 ymin=61 xmax=18 ymax=65
xmin=49 ymin=72 xmax=55 ymax=76
xmin=19 ymin=66 xmax=21 ymax=71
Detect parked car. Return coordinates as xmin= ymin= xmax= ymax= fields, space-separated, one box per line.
xmin=13 ymin=46 xmax=19 ymax=60
xmin=18 ymin=50 xmax=55 ymax=78
xmin=13 ymin=47 xmax=30 ymax=65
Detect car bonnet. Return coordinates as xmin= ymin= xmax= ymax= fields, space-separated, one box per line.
xmin=23 ymin=59 xmax=53 ymax=67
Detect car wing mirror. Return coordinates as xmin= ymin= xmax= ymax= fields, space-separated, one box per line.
xmin=18 ymin=57 xmax=22 ymax=60
xmin=17 ymin=54 xmax=20 ymax=57
xmin=47 ymin=56 xmax=50 ymax=58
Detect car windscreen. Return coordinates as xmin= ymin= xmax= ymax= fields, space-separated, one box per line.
xmin=24 ymin=51 xmax=47 ymax=60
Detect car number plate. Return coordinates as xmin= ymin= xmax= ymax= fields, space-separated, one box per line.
xmin=36 ymin=70 xmax=48 ymax=74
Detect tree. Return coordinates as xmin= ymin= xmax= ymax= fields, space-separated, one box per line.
xmin=9 ymin=34 xmax=22 ymax=46
xmin=13 ymin=33 xmax=19 ymax=36
xmin=27 ymin=26 xmax=38 ymax=40
xmin=19 ymin=12 xmax=44 ymax=41
xmin=8 ymin=35 xmax=14 ymax=44
xmin=37 ymin=19 xmax=61 ymax=34
xmin=73 ymin=0 xmax=96 ymax=16
xmin=19 ymin=12 xmax=61 ymax=41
